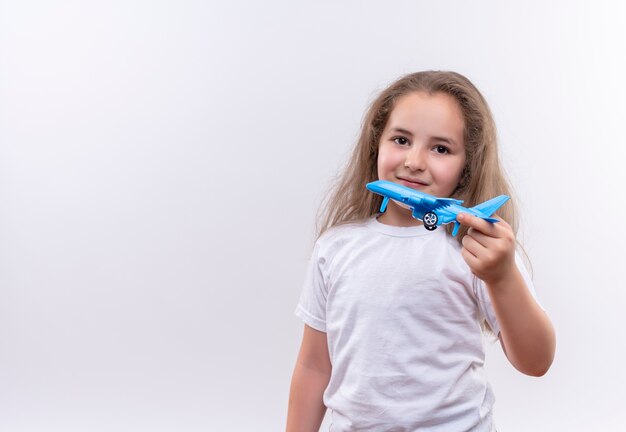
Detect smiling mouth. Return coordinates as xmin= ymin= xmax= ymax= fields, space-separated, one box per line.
xmin=398 ymin=177 xmax=429 ymax=188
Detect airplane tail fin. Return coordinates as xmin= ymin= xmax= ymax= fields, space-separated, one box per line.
xmin=470 ymin=195 xmax=510 ymax=222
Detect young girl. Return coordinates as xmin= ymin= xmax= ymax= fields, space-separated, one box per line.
xmin=286 ymin=71 xmax=555 ymax=431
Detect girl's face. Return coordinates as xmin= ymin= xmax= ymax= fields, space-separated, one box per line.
xmin=376 ymin=91 xmax=466 ymax=226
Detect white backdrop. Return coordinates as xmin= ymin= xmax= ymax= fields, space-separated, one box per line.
xmin=1 ymin=1 xmax=625 ymax=431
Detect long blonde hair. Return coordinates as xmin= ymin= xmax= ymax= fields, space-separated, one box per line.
xmin=316 ymin=71 xmax=518 ymax=243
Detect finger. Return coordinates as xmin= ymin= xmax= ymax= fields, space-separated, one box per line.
xmin=467 ymin=227 xmax=493 ymax=248
xmin=457 ymin=213 xmax=500 ymax=237
xmin=456 ymin=212 xmax=493 ymax=231
xmin=461 ymin=232 xmax=485 ymax=258
xmin=461 ymin=246 xmax=480 ymax=269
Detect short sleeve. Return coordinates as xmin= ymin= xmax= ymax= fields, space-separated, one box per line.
xmin=294 ymin=242 xmax=328 ymax=332
xmin=475 ymin=252 xmax=542 ymax=336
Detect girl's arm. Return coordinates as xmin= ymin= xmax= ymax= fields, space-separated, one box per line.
xmin=457 ymin=213 xmax=556 ymax=377
xmin=286 ymin=324 xmax=332 ymax=432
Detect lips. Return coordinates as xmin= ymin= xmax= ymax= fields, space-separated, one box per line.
xmin=398 ymin=177 xmax=429 ymax=188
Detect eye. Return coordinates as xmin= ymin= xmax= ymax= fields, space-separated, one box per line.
xmin=393 ymin=136 xmax=410 ymax=146
xmin=433 ymin=145 xmax=449 ymax=154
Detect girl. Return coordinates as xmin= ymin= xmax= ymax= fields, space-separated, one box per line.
xmin=286 ymin=71 xmax=555 ymax=431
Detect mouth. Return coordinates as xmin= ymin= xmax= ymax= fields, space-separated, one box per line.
xmin=397 ymin=177 xmax=429 ymax=189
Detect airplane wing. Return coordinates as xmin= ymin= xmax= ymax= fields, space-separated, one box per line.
xmin=410 ymin=192 xmax=463 ymax=210
xmin=429 ymin=196 xmax=464 ymax=209
xmin=435 ymin=210 xmax=459 ymax=224
xmin=387 ymin=189 xmax=464 ymax=213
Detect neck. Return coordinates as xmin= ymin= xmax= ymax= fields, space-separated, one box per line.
xmin=376 ymin=202 xmax=422 ymax=227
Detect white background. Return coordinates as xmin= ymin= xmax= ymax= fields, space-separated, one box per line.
xmin=1 ymin=1 xmax=625 ymax=431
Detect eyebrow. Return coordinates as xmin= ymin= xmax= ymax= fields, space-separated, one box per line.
xmin=390 ymin=127 xmax=414 ymax=136
xmin=389 ymin=127 xmax=459 ymax=147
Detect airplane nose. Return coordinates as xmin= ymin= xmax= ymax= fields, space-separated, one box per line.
xmin=366 ymin=180 xmax=399 ymax=197
xmin=366 ymin=181 xmax=385 ymax=193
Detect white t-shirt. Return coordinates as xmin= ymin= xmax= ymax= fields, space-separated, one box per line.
xmin=295 ymin=217 xmax=537 ymax=431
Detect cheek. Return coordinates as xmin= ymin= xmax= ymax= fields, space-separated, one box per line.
xmin=454 ymin=158 xmax=467 ymax=182
xmin=434 ymin=159 xmax=465 ymax=185
xmin=376 ymin=152 xmax=386 ymax=171
xmin=450 ymin=161 xmax=466 ymax=187
xmin=377 ymin=144 xmax=398 ymax=172
xmin=376 ymin=146 xmax=388 ymax=175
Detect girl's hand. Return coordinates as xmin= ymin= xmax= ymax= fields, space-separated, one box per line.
xmin=456 ymin=213 xmax=516 ymax=286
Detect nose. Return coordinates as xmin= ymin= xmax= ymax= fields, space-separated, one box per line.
xmin=404 ymin=145 xmax=427 ymax=171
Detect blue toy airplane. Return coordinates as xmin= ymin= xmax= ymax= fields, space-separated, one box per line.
xmin=366 ymin=180 xmax=510 ymax=236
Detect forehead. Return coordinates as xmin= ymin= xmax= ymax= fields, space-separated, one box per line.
xmin=386 ymin=91 xmax=465 ymax=140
